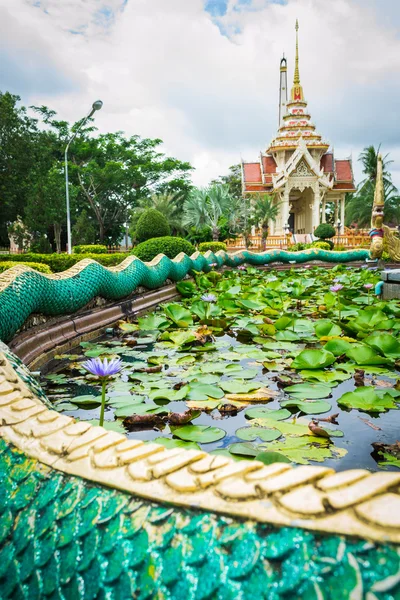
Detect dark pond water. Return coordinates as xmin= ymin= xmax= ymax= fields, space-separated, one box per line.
xmin=42 ymin=330 xmax=400 ymax=472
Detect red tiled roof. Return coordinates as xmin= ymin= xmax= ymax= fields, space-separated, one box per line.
xmin=244 ymin=184 xmax=272 ymax=192
xmin=261 ymin=155 xmax=277 ymax=174
xmin=320 ymin=153 xmax=334 ymax=173
xmin=243 ymin=163 xmax=262 ymax=182
xmin=335 ymin=159 xmax=353 ymax=182
xmin=332 ymin=182 xmax=356 ymax=191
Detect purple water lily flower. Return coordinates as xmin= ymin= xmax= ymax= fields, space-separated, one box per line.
xmin=330 ymin=284 xmax=343 ymax=293
xmin=364 ymin=283 xmax=374 ymax=290
xmin=83 ymin=357 xmax=122 ymax=378
xmin=201 ymin=293 xmax=217 ymax=303
xmin=82 ymin=357 xmax=122 ymax=427
xmin=209 ymin=262 xmax=217 ymax=268
xmin=238 ymin=264 xmax=247 ymax=271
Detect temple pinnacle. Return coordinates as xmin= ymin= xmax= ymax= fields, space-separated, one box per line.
xmin=294 ymin=19 xmax=300 ymax=85
xmin=291 ymin=19 xmax=304 ymax=101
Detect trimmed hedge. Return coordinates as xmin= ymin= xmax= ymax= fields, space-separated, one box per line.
xmin=0 ymin=261 xmax=52 ymax=274
xmin=73 ymin=244 xmax=108 ymax=254
xmin=0 ymin=253 xmax=128 ymax=273
xmin=314 ymin=223 xmax=336 ymax=240
xmin=198 ymin=242 xmax=227 ymax=252
xmin=135 ymin=209 xmax=170 ymax=243
xmin=132 ymin=236 xmax=195 ymax=262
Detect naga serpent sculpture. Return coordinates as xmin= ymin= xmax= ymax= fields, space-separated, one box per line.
xmin=1 ymin=171 xmax=400 ymax=598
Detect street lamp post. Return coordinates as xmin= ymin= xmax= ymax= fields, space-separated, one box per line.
xmin=64 ymin=100 xmax=103 ymax=254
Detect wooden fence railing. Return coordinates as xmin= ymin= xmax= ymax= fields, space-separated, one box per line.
xmin=226 ymin=233 xmax=371 ymax=251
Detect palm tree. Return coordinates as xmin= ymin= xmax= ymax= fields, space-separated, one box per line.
xmin=358 ymin=145 xmax=394 ymax=191
xmin=183 ymin=185 xmax=232 ymax=241
xmin=251 ymin=194 xmax=280 ymax=250
xmin=346 ymin=146 xmax=400 ymax=228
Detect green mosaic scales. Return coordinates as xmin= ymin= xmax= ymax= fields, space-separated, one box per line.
xmin=0 ymin=249 xmax=369 ymax=342
xmin=1 ymin=439 xmax=400 ymax=600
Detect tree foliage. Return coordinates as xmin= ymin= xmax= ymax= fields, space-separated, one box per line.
xmin=183 ymin=185 xmax=233 ymax=241
xmin=346 ymin=145 xmax=400 ymax=228
xmin=0 ymin=92 xmax=193 ymax=249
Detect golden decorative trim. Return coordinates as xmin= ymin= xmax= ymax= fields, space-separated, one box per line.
xmin=0 ymin=351 xmax=399 ymax=543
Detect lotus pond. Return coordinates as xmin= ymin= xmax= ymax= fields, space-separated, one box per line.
xmin=41 ymin=264 xmax=400 ymax=470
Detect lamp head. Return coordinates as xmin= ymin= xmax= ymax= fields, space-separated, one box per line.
xmin=92 ymin=100 xmax=103 ymax=111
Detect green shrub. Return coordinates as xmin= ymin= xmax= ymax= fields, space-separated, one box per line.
xmin=311 ymin=241 xmax=331 ymax=251
xmin=198 ymin=242 xmax=227 ymax=252
xmin=314 ymin=223 xmax=336 ymax=240
xmin=287 ymin=243 xmax=309 ymax=252
xmin=334 ymin=245 xmax=347 ymax=252
xmin=73 ymin=244 xmax=108 ymax=254
xmin=132 ymin=236 xmax=195 ymax=262
xmin=0 ymin=253 xmax=128 ymax=272
xmin=0 ymin=261 xmax=52 ymax=274
xmin=135 ymin=209 xmax=170 ymax=243
xmin=382 ymin=251 xmax=390 ymax=261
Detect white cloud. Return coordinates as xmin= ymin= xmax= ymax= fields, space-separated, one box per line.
xmin=1 ymin=0 xmax=400 ymax=188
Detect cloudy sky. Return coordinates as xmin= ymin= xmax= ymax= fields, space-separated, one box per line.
xmin=1 ymin=0 xmax=400 ymax=188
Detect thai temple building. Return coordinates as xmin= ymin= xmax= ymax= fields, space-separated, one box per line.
xmin=241 ymin=21 xmax=355 ymax=235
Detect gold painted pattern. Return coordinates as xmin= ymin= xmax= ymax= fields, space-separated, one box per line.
xmin=1 ymin=351 xmax=400 ymax=544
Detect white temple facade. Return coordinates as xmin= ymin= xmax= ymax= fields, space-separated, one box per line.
xmin=241 ymin=21 xmax=355 ymax=235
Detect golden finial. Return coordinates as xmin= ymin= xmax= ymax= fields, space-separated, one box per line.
xmin=291 ymin=19 xmax=304 ymax=101
xmin=294 ymin=19 xmax=300 ymax=85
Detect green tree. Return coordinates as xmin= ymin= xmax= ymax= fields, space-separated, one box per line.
xmin=71 ymin=210 xmax=96 ymax=246
xmin=251 ymin=194 xmax=280 ymax=250
xmin=183 ymin=185 xmax=232 ymax=241
xmin=346 ymin=145 xmax=400 ymax=228
xmin=0 ymin=92 xmax=39 ymax=245
xmin=211 ymin=164 xmax=242 ymax=198
xmin=72 ymin=132 xmax=192 ymax=243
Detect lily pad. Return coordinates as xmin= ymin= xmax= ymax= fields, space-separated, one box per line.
xmin=285 ymin=383 xmax=332 ymax=399
xmin=228 ymin=442 xmax=259 ymax=457
xmin=186 ymin=383 xmax=225 ymax=400
xmin=291 ymin=349 xmax=336 ymax=370
xmin=314 ymin=320 xmax=342 ymax=338
xmin=138 ymin=314 xmax=170 ymax=330
xmin=338 ymin=387 xmax=398 ymax=413
xmin=346 ymin=344 xmax=393 ymax=366
xmin=364 ymin=332 xmax=400 ymax=358
xmin=219 ymin=380 xmax=262 ymax=394
xmin=72 ymin=394 xmax=101 ymax=406
xmin=323 ymin=338 xmax=354 ymax=356
xmin=280 ymin=399 xmax=332 ymax=415
xmin=263 ymin=436 xmax=346 ymax=465
xmin=154 ymin=437 xmax=201 ymax=450
xmin=245 ymin=407 xmax=291 ymax=421
xmin=85 ymin=419 xmax=126 ymax=433
xmin=170 ymin=424 xmax=225 ymax=443
xmin=164 ymin=304 xmax=193 ymax=327
xmin=235 ymin=426 xmax=281 ymax=442
xmin=255 ymin=451 xmax=291 ymax=465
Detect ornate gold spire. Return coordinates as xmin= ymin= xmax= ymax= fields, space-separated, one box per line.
xmin=291 ymin=19 xmax=304 ymax=102
xmin=294 ymin=20 xmax=300 ymax=85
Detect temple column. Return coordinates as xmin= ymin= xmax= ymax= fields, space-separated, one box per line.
xmin=281 ymin=183 xmax=290 ymax=234
xmin=312 ymin=184 xmax=320 ymax=233
xmin=334 ymin=200 xmax=339 ymax=226
xmin=340 ymin=194 xmax=345 ymax=234
xmin=321 ymin=197 xmax=326 ymax=223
